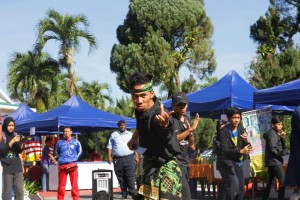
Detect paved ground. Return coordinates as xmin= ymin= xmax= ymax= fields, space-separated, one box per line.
xmin=37 ymin=184 xmax=294 ymax=199
xmin=39 ymin=191 xmax=217 ymax=200
xmin=38 ymin=189 xmax=267 ymax=200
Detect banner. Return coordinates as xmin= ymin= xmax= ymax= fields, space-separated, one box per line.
xmin=23 ymin=136 xmax=42 ymax=162
xmin=242 ymin=108 xmax=272 ymax=172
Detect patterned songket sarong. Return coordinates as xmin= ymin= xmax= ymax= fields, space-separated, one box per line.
xmin=138 ymin=156 xmax=182 ymax=200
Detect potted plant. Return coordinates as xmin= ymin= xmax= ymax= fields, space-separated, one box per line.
xmin=23 ymin=180 xmax=42 ymax=200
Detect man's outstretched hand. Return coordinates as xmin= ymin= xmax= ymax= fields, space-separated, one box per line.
xmin=155 ymin=103 xmax=173 ymax=128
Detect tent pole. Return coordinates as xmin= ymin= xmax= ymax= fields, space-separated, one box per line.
xmin=57 ymin=125 xmax=60 ymax=142
xmin=252 ymin=169 xmax=254 ymax=200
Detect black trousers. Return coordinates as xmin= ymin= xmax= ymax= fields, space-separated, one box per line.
xmin=113 ymin=154 xmax=136 ymax=196
xmin=218 ymin=160 xmax=245 ymax=200
xmin=262 ymin=165 xmax=285 ymax=200
xmin=180 ymin=165 xmax=192 ymax=200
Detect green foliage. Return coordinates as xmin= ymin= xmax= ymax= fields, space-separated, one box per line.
xmin=282 ymin=115 xmax=291 ymax=149
xmin=7 ymin=9 xmax=105 ymax=111
xmin=248 ymin=47 xmax=300 ymax=89
xmin=194 ymin=118 xmax=216 ymax=152
xmin=250 ymin=1 xmax=299 ymax=53
xmin=248 ymin=1 xmax=300 ymax=88
xmin=35 ymin=9 xmax=97 ymax=96
xmin=255 ymin=170 xmax=268 ymax=182
xmin=7 ymin=51 xmax=60 ymax=112
xmin=107 ymin=96 xmax=135 ymax=118
xmin=198 ymin=76 xmax=218 ymax=89
xmin=79 ymin=81 xmax=113 ymax=110
xmin=181 ymin=75 xmax=201 ymax=94
xmin=110 ymin=0 xmax=216 ymax=97
xmin=250 ymin=6 xmax=283 ymax=54
xmin=24 ymin=180 xmax=39 ymax=195
xmin=35 ymin=9 xmax=97 ymax=60
xmin=78 ymin=131 xmax=109 ymax=160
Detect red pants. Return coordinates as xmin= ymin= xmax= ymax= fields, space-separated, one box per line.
xmin=57 ymin=164 xmax=79 ymax=200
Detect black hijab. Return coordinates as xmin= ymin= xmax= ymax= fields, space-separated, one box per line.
xmin=2 ymin=117 xmax=15 ymax=134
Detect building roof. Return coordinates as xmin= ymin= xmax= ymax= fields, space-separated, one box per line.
xmin=0 ymin=88 xmax=19 ymax=115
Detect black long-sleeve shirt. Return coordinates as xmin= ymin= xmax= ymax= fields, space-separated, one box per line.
xmin=217 ymin=125 xmax=249 ymax=162
xmin=135 ymin=99 xmax=181 ymax=162
xmin=0 ymin=132 xmax=23 ymax=173
xmin=264 ymin=129 xmax=288 ymax=166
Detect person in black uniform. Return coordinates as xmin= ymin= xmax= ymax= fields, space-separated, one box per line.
xmin=127 ymin=72 xmax=182 ymax=200
xmin=171 ymin=92 xmax=200 ymax=200
xmin=262 ymin=116 xmax=289 ymax=200
xmin=217 ymin=106 xmax=252 ymax=200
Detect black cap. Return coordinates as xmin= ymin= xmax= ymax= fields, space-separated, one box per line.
xmin=172 ymin=92 xmax=188 ymax=106
xmin=117 ymin=120 xmax=126 ymax=126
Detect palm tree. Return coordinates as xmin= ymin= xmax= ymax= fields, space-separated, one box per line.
xmin=80 ymin=81 xmax=113 ymax=110
xmin=106 ymin=96 xmax=135 ymax=117
xmin=47 ymin=73 xmax=75 ymax=108
xmin=35 ymin=9 xmax=97 ymax=96
xmin=8 ymin=51 xmax=60 ymax=112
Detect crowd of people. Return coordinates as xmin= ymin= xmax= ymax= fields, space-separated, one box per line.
xmin=0 ymin=71 xmax=300 ymax=200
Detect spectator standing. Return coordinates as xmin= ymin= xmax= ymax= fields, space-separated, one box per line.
xmin=107 ymin=120 xmax=138 ymax=199
xmin=214 ymin=119 xmax=228 ymax=200
xmin=41 ymin=138 xmax=56 ymax=191
xmin=55 ymin=127 xmax=82 ymax=200
xmin=262 ymin=116 xmax=289 ymax=200
xmin=0 ymin=117 xmax=24 ymax=200
xmin=216 ymin=107 xmax=252 ymax=200
xmin=127 ymin=72 xmax=182 ymax=199
xmin=171 ymin=92 xmax=200 ymax=200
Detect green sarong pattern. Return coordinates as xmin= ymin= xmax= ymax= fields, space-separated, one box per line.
xmin=138 ymin=156 xmax=182 ymax=199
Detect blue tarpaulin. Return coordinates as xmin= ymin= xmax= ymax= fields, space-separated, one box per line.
xmin=16 ymin=95 xmax=136 ymax=132
xmin=254 ymin=78 xmax=300 ymax=106
xmin=163 ymin=70 xmax=294 ymax=118
xmin=163 ymin=70 xmax=256 ymax=117
xmin=7 ymin=104 xmax=39 ymax=124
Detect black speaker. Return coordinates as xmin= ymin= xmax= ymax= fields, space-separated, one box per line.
xmin=92 ymin=169 xmax=113 ymax=200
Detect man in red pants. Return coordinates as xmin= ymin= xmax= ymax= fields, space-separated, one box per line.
xmin=54 ymin=127 xmax=82 ymax=200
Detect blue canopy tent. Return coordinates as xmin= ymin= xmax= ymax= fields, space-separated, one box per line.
xmin=163 ymin=70 xmax=294 ymax=118
xmin=6 ymin=104 xmax=81 ymax=135
xmin=163 ymin=70 xmax=257 ymax=117
xmin=7 ymin=104 xmax=39 ymax=124
xmin=16 ymin=95 xmax=136 ymax=132
xmin=253 ymin=78 xmax=300 ymax=106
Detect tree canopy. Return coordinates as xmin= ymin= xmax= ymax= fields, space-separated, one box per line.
xmin=8 ymin=51 xmax=59 ymax=112
xmin=79 ymin=81 xmax=113 ymax=110
xmin=248 ymin=0 xmax=300 ymax=89
xmin=110 ymin=0 xmax=216 ymax=97
xmin=35 ymin=9 xmax=97 ymax=96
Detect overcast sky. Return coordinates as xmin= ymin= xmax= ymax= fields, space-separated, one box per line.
xmin=0 ymin=0 xmax=269 ymax=101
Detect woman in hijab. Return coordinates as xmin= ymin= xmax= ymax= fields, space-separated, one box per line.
xmin=0 ymin=117 xmax=24 ymax=200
